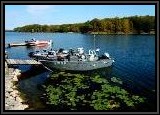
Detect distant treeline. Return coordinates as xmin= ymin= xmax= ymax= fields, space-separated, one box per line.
xmin=5 ymin=30 xmax=14 ymax=32
xmin=14 ymin=15 xmax=155 ymax=34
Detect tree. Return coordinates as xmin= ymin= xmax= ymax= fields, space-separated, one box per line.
xmin=80 ymin=21 xmax=93 ymax=33
xmin=121 ymin=19 xmax=131 ymax=34
xmin=59 ymin=25 xmax=69 ymax=32
xmin=90 ymin=18 xmax=101 ymax=32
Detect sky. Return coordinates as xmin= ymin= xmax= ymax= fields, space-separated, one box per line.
xmin=5 ymin=5 xmax=155 ymax=30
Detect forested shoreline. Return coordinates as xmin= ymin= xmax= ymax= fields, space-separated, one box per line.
xmin=13 ymin=15 xmax=155 ymax=34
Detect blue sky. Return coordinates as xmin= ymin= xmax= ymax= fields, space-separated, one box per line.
xmin=5 ymin=5 xmax=155 ymax=30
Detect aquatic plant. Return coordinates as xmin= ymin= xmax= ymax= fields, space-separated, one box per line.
xmin=43 ymin=72 xmax=145 ymax=111
xmin=111 ymin=77 xmax=123 ymax=84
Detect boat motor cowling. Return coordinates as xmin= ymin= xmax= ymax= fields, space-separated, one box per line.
xmin=104 ymin=53 xmax=110 ymax=59
xmin=28 ymin=52 xmax=35 ymax=57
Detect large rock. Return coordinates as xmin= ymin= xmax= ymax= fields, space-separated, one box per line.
xmin=15 ymin=96 xmax=23 ymax=103
xmin=12 ymin=86 xmax=17 ymax=89
xmin=5 ymin=87 xmax=13 ymax=92
xmin=5 ymin=106 xmax=11 ymax=110
xmin=5 ymin=92 xmax=10 ymax=98
xmin=10 ymin=90 xmax=19 ymax=97
xmin=5 ymin=97 xmax=15 ymax=106
xmin=5 ymin=62 xmax=8 ymax=74
xmin=12 ymin=104 xmax=28 ymax=110
xmin=12 ymin=76 xmax=18 ymax=81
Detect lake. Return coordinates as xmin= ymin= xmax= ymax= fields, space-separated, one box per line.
xmin=5 ymin=32 xmax=156 ymax=111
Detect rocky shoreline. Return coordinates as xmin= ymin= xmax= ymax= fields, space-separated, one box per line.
xmin=5 ymin=62 xmax=29 ymax=110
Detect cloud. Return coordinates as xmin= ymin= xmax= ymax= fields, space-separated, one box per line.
xmin=26 ymin=5 xmax=51 ymax=15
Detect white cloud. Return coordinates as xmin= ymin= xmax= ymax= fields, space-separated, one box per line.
xmin=26 ymin=5 xmax=51 ymax=15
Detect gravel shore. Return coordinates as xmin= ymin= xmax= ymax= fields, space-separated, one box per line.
xmin=5 ymin=62 xmax=29 ymax=110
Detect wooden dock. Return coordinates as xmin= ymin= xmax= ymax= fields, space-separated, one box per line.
xmin=8 ymin=43 xmax=27 ymax=47
xmin=6 ymin=59 xmax=41 ymax=65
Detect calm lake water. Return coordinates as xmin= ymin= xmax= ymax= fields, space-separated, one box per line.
xmin=5 ymin=32 xmax=156 ymax=111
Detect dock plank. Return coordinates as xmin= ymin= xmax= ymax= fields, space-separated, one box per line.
xmin=6 ymin=59 xmax=41 ymax=65
xmin=8 ymin=43 xmax=27 ymax=47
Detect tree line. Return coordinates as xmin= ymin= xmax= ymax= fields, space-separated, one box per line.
xmin=13 ymin=15 xmax=155 ymax=34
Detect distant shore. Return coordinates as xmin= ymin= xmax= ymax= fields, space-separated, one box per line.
xmin=5 ymin=30 xmax=14 ymax=32
xmin=5 ymin=31 xmax=155 ymax=35
xmin=90 ymin=32 xmax=155 ymax=35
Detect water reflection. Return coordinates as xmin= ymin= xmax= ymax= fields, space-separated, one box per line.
xmin=18 ymin=65 xmax=49 ymax=110
xmin=25 ymin=44 xmax=52 ymax=51
xmin=18 ymin=65 xmax=47 ymax=80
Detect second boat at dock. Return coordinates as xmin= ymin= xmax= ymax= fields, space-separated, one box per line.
xmin=25 ymin=38 xmax=52 ymax=46
xmin=8 ymin=39 xmax=53 ymax=47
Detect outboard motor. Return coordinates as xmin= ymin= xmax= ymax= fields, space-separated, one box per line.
xmin=78 ymin=47 xmax=84 ymax=54
xmin=96 ymin=48 xmax=100 ymax=52
xmin=43 ymin=49 xmax=47 ymax=52
xmin=58 ymin=48 xmax=64 ymax=53
xmin=28 ymin=52 xmax=35 ymax=57
xmin=104 ymin=52 xmax=110 ymax=59
xmin=69 ymin=49 xmax=74 ymax=55
xmin=99 ymin=52 xmax=110 ymax=60
xmin=49 ymin=40 xmax=52 ymax=45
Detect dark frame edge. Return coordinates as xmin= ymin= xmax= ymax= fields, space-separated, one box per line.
xmin=1 ymin=0 xmax=159 ymax=114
